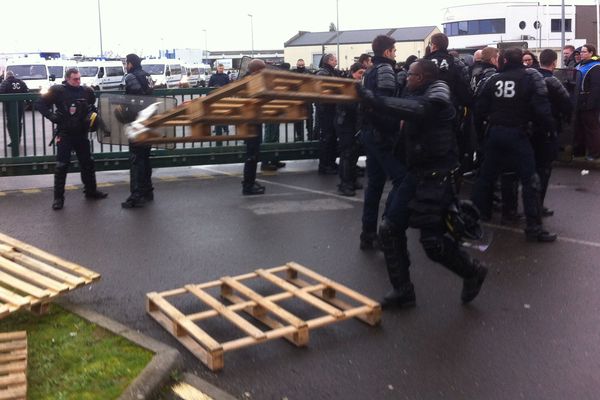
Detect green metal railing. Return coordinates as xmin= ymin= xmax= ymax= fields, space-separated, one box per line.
xmin=0 ymin=88 xmax=319 ymax=176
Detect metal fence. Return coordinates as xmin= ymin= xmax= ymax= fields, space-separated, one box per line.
xmin=0 ymin=88 xmax=319 ymax=176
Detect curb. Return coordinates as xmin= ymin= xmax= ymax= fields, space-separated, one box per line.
xmin=57 ymin=299 xmax=181 ymax=400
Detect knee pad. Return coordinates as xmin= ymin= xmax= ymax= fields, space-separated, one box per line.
xmin=420 ymin=235 xmax=444 ymax=263
xmin=378 ymin=218 xmax=401 ymax=242
xmin=55 ymin=161 xmax=69 ymax=173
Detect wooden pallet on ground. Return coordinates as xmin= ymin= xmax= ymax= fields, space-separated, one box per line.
xmin=0 ymin=331 xmax=27 ymax=400
xmin=0 ymin=232 xmax=101 ymax=318
xmin=146 ymin=262 xmax=381 ymax=371
xmin=132 ymin=69 xmax=357 ymax=145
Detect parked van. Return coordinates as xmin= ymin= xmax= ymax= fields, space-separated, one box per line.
xmin=78 ymin=60 xmax=125 ymax=91
xmin=141 ymin=59 xmax=182 ymax=88
xmin=181 ymin=64 xmax=201 ymax=87
xmin=4 ymin=58 xmax=53 ymax=93
xmin=45 ymin=59 xmax=78 ymax=83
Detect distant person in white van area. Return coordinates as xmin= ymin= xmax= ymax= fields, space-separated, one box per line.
xmin=0 ymin=71 xmax=29 ymax=150
xmin=208 ymin=64 xmax=230 ymax=139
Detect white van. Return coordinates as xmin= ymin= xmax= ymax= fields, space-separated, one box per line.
xmin=77 ymin=60 xmax=125 ymax=91
xmin=4 ymin=58 xmax=53 ymax=93
xmin=45 ymin=59 xmax=78 ymax=83
xmin=141 ymin=59 xmax=182 ymax=88
xmin=181 ymin=64 xmax=201 ymax=87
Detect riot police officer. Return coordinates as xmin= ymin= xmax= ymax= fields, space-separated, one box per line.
xmin=0 ymin=71 xmax=29 ymax=150
xmin=316 ymin=53 xmax=340 ymax=175
xmin=425 ymin=33 xmax=472 ymax=174
xmin=358 ymin=59 xmax=488 ymax=308
xmin=36 ymin=68 xmax=108 ymax=210
xmin=471 ymin=48 xmax=557 ymax=242
xmin=359 ymin=35 xmax=407 ymax=250
xmin=534 ymin=49 xmax=573 ymax=216
xmin=121 ymin=53 xmax=155 ymax=209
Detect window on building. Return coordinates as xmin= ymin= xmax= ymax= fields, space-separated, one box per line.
xmin=442 ymin=18 xmax=506 ymax=36
xmin=551 ymin=19 xmax=572 ymax=32
xmin=519 ymin=21 xmax=526 ymax=30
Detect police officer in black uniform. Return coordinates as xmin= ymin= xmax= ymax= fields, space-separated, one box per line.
xmin=358 ymin=59 xmax=488 ymax=308
xmin=121 ymin=53 xmax=155 ymax=209
xmin=471 ymin=48 xmax=557 ymax=242
xmin=534 ymin=49 xmax=573 ymax=216
xmin=36 ymin=68 xmax=108 ymax=210
xmin=359 ymin=35 xmax=407 ymax=249
xmin=0 ymin=71 xmax=29 ymax=150
xmin=316 ymin=53 xmax=340 ymax=175
xmin=425 ymin=33 xmax=472 ymax=175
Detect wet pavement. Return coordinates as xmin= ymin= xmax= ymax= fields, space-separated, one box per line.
xmin=1 ymin=161 xmax=599 ymax=400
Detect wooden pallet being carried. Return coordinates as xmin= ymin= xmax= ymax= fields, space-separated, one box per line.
xmin=132 ymin=69 xmax=358 ymax=145
xmin=146 ymin=262 xmax=381 ymax=371
xmin=0 ymin=232 xmax=101 ymax=318
xmin=0 ymin=331 xmax=27 ymax=400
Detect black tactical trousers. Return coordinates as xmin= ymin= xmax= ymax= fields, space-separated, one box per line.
xmin=129 ymin=143 xmax=153 ymax=199
xmin=54 ymin=134 xmax=97 ymax=199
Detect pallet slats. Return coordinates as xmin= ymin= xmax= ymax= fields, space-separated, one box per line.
xmin=132 ymin=69 xmax=357 ymax=145
xmin=0 ymin=331 xmax=27 ymax=400
xmin=0 ymin=232 xmax=101 ymax=319
xmin=146 ymin=262 xmax=379 ymax=371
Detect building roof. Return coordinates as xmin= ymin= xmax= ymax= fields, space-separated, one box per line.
xmin=285 ymin=26 xmax=438 ymax=47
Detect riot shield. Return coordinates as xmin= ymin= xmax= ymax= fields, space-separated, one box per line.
xmin=553 ymin=68 xmax=579 ymax=154
xmin=97 ymin=93 xmax=177 ymax=149
xmin=237 ymin=56 xmax=252 ymax=80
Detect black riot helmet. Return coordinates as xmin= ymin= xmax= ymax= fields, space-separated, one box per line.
xmin=445 ymin=200 xmax=483 ymax=241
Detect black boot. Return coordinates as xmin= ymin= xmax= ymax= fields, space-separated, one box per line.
xmin=378 ymin=219 xmax=414 ymax=308
xmin=242 ymin=182 xmax=265 ymax=195
xmin=121 ymin=195 xmax=146 ymax=208
xmin=525 ymin=226 xmax=557 ymax=242
xmin=53 ymin=163 xmax=68 ymax=210
xmin=359 ymin=231 xmax=378 ymax=250
xmin=461 ymin=262 xmax=488 ymax=303
xmin=81 ymin=161 xmax=107 ymax=200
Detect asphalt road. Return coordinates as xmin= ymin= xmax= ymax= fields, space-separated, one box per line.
xmin=1 ymin=162 xmax=599 ymax=400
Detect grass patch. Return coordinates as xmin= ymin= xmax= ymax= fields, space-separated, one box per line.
xmin=0 ymin=304 xmax=153 ymax=400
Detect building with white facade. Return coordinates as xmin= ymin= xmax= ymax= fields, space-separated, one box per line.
xmin=441 ymin=2 xmax=596 ymax=50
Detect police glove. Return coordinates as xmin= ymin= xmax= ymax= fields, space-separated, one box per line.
xmin=48 ymin=112 xmax=63 ymax=124
xmin=354 ymin=82 xmax=380 ymax=107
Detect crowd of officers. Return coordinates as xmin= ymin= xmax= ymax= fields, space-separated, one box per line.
xmin=331 ymin=32 xmax=579 ymax=309
xmin=30 ymin=33 xmax=585 ymax=308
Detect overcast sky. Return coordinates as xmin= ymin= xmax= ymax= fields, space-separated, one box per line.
xmin=6 ymin=0 xmax=597 ymax=57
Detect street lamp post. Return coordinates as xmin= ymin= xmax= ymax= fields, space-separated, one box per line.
xmin=248 ymin=14 xmax=254 ymax=56
xmin=97 ymin=0 xmax=103 ymax=58
xmin=202 ymin=29 xmax=208 ymax=64
xmin=336 ymin=0 xmax=340 ymax=67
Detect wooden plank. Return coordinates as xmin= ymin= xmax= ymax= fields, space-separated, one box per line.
xmin=255 ymin=269 xmax=344 ymax=318
xmin=0 ymin=287 xmax=30 ymax=308
xmin=286 ymin=262 xmax=379 ymax=307
xmin=0 ymin=351 xmax=26 ymax=364
xmin=0 ymin=340 xmax=27 ymax=353
xmin=0 ymin=257 xmax=69 ymax=294
xmin=0 ymin=246 xmax=86 ymax=288
xmin=0 ymin=233 xmax=100 ymax=282
xmin=146 ymin=293 xmax=222 ymax=352
xmin=221 ymin=292 xmax=307 ymax=348
xmin=0 ymin=332 xmax=26 ymax=342
xmin=184 ymin=284 xmax=266 ymax=340
xmin=135 ymin=134 xmax=256 ymax=145
xmin=0 ymin=361 xmax=27 ymax=375
xmin=221 ymin=277 xmax=307 ymax=329
xmin=0 ymin=385 xmax=26 ymax=400
xmin=0 ymin=373 xmax=26 ymax=387
xmin=0 ymin=270 xmax=49 ymax=300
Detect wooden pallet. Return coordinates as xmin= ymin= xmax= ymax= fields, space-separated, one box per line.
xmin=132 ymin=69 xmax=358 ymax=145
xmin=0 ymin=331 xmax=27 ymax=400
xmin=0 ymin=232 xmax=101 ymax=318
xmin=146 ymin=262 xmax=381 ymax=371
